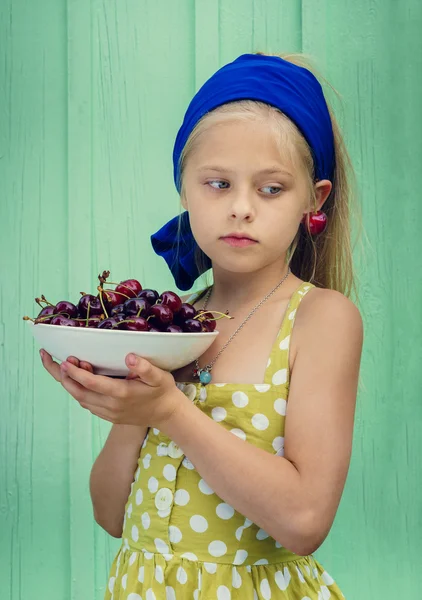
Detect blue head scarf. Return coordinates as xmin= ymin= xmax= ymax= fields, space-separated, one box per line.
xmin=151 ymin=53 xmax=335 ymax=291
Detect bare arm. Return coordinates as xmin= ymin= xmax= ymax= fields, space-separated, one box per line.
xmin=161 ymin=289 xmax=364 ymax=555
xmin=89 ymin=423 xmax=147 ymax=537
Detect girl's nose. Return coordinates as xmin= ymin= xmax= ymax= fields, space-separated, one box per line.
xmin=229 ymin=189 xmax=255 ymax=220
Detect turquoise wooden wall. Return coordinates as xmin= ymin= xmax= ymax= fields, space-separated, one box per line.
xmin=1 ymin=1 xmax=421 ymax=598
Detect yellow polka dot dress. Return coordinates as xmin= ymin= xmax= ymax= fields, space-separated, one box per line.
xmin=104 ymin=282 xmax=346 ymax=599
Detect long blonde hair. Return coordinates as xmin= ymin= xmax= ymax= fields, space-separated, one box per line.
xmin=177 ymin=52 xmax=368 ymax=306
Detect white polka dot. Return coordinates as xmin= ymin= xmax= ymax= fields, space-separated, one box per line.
xmin=274 ymin=567 xmax=291 ymax=590
xmin=153 ymin=428 xmax=160 ymax=435
xmin=165 ymin=587 xmax=176 ymax=600
xmin=181 ymin=552 xmax=198 ymax=561
xmin=211 ymin=406 xmax=227 ymax=422
xmin=135 ymin=466 xmax=141 ymax=480
xmin=232 ymin=391 xmax=249 ymax=407
xmin=272 ymin=436 xmax=284 ymax=455
xmin=296 ymin=565 xmax=306 ymax=583
xmin=216 ymin=503 xmax=235 ymax=520
xmin=155 ymin=565 xmax=164 ymax=583
xmin=254 ymin=384 xmax=271 ymax=392
xmin=244 ymin=518 xmax=253 ymax=527
xmin=144 ymin=550 xmax=154 ymax=560
xmin=253 ymin=591 xmax=258 ymax=600
xmin=257 ymin=528 xmax=270 ymax=540
xmin=322 ymin=571 xmax=335 ymax=585
xmin=232 ymin=567 xmax=242 ymax=588
xmin=260 ymin=578 xmax=271 ymax=599
xmin=127 ymin=594 xmax=142 ymax=600
xmin=272 ymin=368 xmax=287 ymax=385
xmin=135 ymin=489 xmax=143 ymax=505
xmin=182 ymin=457 xmax=195 ymax=469
xmin=148 ymin=477 xmax=159 ymax=493
xmin=146 ymin=589 xmax=156 ymax=600
xmin=174 ymin=489 xmax=190 ymax=505
xmin=129 ymin=552 xmax=137 ymax=566
xmin=235 ymin=526 xmax=244 ymax=541
xmin=183 ymin=384 xmax=197 ymax=402
xmin=154 ymin=538 xmax=169 ymax=554
xmin=131 ymin=525 xmax=139 ymax=542
xmin=127 ymin=503 xmax=133 ymax=518
xmin=230 ymin=428 xmax=246 ymax=441
xmin=143 ymin=454 xmax=152 ymax=469
xmin=141 ymin=512 xmax=150 ymax=530
xmin=267 ymin=357 xmax=271 ymax=367
xmin=122 ymin=573 xmax=127 ymax=590
xmin=204 ymin=562 xmax=217 ymax=574
xmin=198 ymin=479 xmax=214 ymax=495
xmin=193 ymin=590 xmax=199 ymax=600
xmin=168 ymin=441 xmax=184 ymax=459
xmin=199 ymin=387 xmax=207 ymax=402
xmin=279 ymin=334 xmax=290 ymax=350
xmin=157 ymin=442 xmax=168 ymax=456
xmin=214 ymin=383 xmax=226 ymax=387
xmin=190 ymin=515 xmax=208 ymax=532
xmin=176 ymin=566 xmax=188 ymax=584
xmin=158 ymin=508 xmax=171 ymax=518
xmin=275 ymin=540 xmax=282 ymax=548
xmin=217 ymin=585 xmax=231 ymax=600
xmin=251 ymin=413 xmax=269 ymax=430
xmin=163 ymin=553 xmax=174 ymax=561
xmin=208 ymin=540 xmax=227 ymax=557
xmin=233 ymin=549 xmax=248 ymax=565
xmin=288 ymin=309 xmax=296 ymax=320
xmin=274 ymin=398 xmax=287 ymax=415
xmin=138 ymin=567 xmax=145 ymax=583
xmin=163 ymin=464 xmax=177 ymax=481
xmin=108 ymin=577 xmax=115 ymax=592
xmin=254 ymin=558 xmax=269 ymax=565
xmin=169 ymin=525 xmax=182 ymax=543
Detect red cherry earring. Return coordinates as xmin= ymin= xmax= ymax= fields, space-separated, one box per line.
xmin=301 ymin=210 xmax=328 ymax=235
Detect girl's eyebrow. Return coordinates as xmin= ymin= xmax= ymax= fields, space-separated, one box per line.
xmin=197 ymin=165 xmax=294 ymax=178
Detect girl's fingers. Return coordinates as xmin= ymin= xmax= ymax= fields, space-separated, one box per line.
xmin=60 ymin=370 xmax=90 ymax=403
xmin=40 ymin=350 xmax=63 ymax=382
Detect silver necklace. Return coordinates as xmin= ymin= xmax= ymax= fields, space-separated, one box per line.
xmin=194 ymin=266 xmax=292 ymax=385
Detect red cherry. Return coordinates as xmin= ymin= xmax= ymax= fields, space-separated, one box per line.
xmin=166 ymin=324 xmax=183 ymax=333
xmin=123 ymin=298 xmax=150 ymax=318
xmin=78 ymin=294 xmax=103 ymax=318
xmin=159 ymin=291 xmax=182 ymax=314
xmin=98 ymin=318 xmax=120 ymax=329
xmin=119 ymin=317 xmax=149 ymax=331
xmin=115 ymin=279 xmax=142 ymax=298
xmin=202 ymin=319 xmax=216 ymax=332
xmin=101 ymin=289 xmax=129 ymax=308
xmin=183 ymin=319 xmax=202 ymax=333
xmin=138 ymin=289 xmax=159 ymax=304
xmin=301 ymin=211 xmax=327 ymax=235
xmin=150 ymin=304 xmax=173 ymax=326
xmin=54 ymin=301 xmax=78 ymax=319
xmin=50 ymin=315 xmax=78 ymax=327
xmin=174 ymin=303 xmax=197 ymax=325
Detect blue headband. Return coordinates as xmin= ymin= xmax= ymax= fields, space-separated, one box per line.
xmin=151 ymin=53 xmax=335 ymax=291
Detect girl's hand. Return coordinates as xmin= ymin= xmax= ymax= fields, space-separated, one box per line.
xmin=40 ymin=350 xmax=185 ymax=428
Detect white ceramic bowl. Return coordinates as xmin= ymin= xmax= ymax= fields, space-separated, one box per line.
xmin=28 ymin=322 xmax=219 ymax=376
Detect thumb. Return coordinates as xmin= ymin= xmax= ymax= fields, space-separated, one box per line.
xmin=125 ymin=354 xmax=162 ymax=387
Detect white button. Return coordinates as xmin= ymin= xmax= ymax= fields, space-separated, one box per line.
xmin=155 ymin=487 xmax=173 ymax=511
xmin=168 ymin=441 xmax=184 ymax=459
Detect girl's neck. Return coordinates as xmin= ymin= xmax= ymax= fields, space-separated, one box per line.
xmin=207 ymin=261 xmax=294 ymax=310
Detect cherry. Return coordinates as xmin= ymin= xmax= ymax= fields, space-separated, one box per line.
xmin=98 ymin=318 xmax=120 ymax=329
xmin=202 ymin=319 xmax=216 ymax=332
xmin=110 ymin=304 xmax=125 ymax=317
xmin=138 ymin=289 xmax=159 ymax=304
xmin=54 ymin=301 xmax=78 ymax=319
xmin=123 ymin=298 xmax=150 ymax=318
xmin=166 ymin=324 xmax=183 ymax=333
xmin=174 ymin=303 xmax=197 ymax=324
xmin=183 ymin=319 xmax=203 ymax=333
xmin=150 ymin=304 xmax=173 ymax=326
xmin=159 ymin=291 xmax=182 ymax=314
xmin=78 ymin=294 xmax=103 ymax=318
xmin=101 ymin=289 xmax=130 ymax=308
xmin=115 ymin=279 xmax=142 ymax=299
xmin=50 ymin=315 xmax=78 ymax=327
xmin=35 ymin=306 xmax=55 ymax=324
xmin=119 ymin=317 xmax=149 ymax=331
xmin=148 ymin=325 xmax=162 ymax=332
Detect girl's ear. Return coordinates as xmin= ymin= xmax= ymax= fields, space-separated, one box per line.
xmin=180 ymin=190 xmax=188 ymax=211
xmin=314 ymin=179 xmax=332 ymax=211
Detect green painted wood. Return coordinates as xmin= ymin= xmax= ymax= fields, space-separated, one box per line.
xmin=1 ymin=1 xmax=421 ymax=598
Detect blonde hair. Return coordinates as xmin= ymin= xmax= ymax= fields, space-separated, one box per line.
xmin=177 ymin=52 xmax=368 ymax=307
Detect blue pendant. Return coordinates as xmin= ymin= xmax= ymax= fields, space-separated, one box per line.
xmin=199 ymin=370 xmax=212 ymax=385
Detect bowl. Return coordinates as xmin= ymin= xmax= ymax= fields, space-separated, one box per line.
xmin=28 ymin=322 xmax=219 ymax=376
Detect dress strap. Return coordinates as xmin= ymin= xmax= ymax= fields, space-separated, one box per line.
xmin=264 ymin=281 xmax=316 ymax=387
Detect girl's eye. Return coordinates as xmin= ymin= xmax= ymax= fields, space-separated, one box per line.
xmin=207 ymin=181 xmax=283 ymax=195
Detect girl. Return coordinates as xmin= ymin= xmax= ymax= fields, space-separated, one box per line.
xmin=41 ymin=52 xmax=364 ymax=599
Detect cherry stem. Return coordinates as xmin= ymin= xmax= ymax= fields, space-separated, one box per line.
xmin=102 ymin=287 xmax=131 ymax=302
xmin=96 ymin=286 xmax=110 ymax=319
xmin=195 ymin=310 xmax=233 ymax=322
xmin=35 ymin=295 xmax=55 ymax=308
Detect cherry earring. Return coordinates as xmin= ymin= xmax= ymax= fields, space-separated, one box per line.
xmin=301 ymin=210 xmax=328 ymax=235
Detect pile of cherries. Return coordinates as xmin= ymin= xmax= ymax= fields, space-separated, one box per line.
xmin=23 ymin=270 xmax=230 ymax=333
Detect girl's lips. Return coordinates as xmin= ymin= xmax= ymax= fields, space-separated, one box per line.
xmin=221 ymin=236 xmax=258 ymax=248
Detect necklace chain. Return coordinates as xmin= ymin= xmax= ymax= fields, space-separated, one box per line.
xmin=194 ymin=266 xmax=291 ymax=382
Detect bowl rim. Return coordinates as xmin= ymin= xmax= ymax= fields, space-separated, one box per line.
xmin=27 ymin=321 xmax=219 ymax=337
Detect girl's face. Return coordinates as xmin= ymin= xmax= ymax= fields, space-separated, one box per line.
xmin=182 ymin=119 xmax=327 ymax=276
